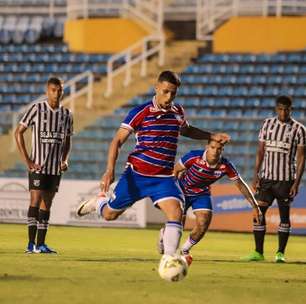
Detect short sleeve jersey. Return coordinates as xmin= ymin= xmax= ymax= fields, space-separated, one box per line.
xmin=178 ymin=149 xmax=240 ymax=196
xmin=121 ymin=97 xmax=188 ymax=176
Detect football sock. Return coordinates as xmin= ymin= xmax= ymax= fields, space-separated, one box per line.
xmin=253 ymin=205 xmax=268 ymax=254
xmin=278 ymin=223 xmax=290 ymax=253
xmin=181 ymin=236 xmax=198 ymax=254
xmin=37 ymin=209 xmax=50 ymax=246
xmin=97 ymin=197 xmax=108 ymax=217
xmin=27 ymin=206 xmax=39 ymax=244
xmin=163 ymin=221 xmax=182 ymax=255
xmin=277 ymin=202 xmax=291 ymax=254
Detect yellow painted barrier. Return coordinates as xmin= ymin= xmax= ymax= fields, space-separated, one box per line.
xmin=214 ymin=17 xmax=306 ymax=53
xmin=64 ymin=18 xmax=150 ymax=53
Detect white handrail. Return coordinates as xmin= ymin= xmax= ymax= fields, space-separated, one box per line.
xmin=10 ymin=71 xmax=94 ymax=151
xmin=104 ymin=34 xmax=165 ymax=97
xmin=197 ymin=0 xmax=306 ymax=40
xmin=0 ymin=0 xmax=66 ymax=17
xmin=66 ymin=0 xmax=163 ymax=33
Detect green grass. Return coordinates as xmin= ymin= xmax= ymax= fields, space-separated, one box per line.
xmin=1 ymin=224 xmax=306 ymax=304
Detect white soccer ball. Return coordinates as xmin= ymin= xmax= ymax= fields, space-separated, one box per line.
xmin=158 ymin=254 xmax=188 ymax=282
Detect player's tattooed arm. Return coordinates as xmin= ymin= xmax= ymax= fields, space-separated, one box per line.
xmin=235 ymin=176 xmax=262 ymax=224
xmin=181 ymin=125 xmax=230 ymax=144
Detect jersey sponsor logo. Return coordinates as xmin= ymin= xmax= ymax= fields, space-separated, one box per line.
xmin=214 ymin=171 xmax=222 ymax=176
xmin=40 ymin=131 xmax=65 ymax=144
xmin=266 ymin=141 xmax=290 ymax=153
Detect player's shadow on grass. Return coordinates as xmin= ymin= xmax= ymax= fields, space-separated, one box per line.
xmin=75 ymin=257 xmax=160 ymax=263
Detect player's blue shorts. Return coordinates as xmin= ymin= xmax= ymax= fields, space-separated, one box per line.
xmin=108 ymin=166 xmax=185 ymax=211
xmin=184 ymin=194 xmax=212 ymax=215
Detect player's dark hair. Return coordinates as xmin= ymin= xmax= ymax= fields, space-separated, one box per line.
xmin=47 ymin=77 xmax=63 ymax=87
xmin=276 ymin=95 xmax=292 ymax=107
xmin=158 ymin=71 xmax=181 ymax=87
xmin=208 ymin=137 xmax=225 ymax=146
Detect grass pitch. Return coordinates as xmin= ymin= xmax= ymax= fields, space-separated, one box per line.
xmin=1 ymin=224 xmax=306 ymax=304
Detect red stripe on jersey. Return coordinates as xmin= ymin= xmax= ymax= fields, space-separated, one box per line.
xmin=141 ymin=150 xmax=176 ymax=162
xmin=128 ymin=155 xmax=173 ymax=176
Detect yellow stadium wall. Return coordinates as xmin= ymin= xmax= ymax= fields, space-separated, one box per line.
xmin=214 ymin=17 xmax=306 ymax=53
xmin=64 ymin=18 xmax=150 ymax=53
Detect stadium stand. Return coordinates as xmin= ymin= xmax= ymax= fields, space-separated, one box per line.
xmin=2 ymin=48 xmax=306 ymax=186
xmin=0 ymin=42 xmax=109 ymax=112
xmin=1 ymin=1 xmax=305 ymax=187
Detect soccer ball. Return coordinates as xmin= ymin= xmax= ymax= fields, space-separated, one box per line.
xmin=158 ymin=254 xmax=188 ymax=282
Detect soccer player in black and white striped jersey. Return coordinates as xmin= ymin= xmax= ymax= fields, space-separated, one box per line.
xmin=243 ymin=96 xmax=305 ymax=263
xmin=15 ymin=77 xmax=73 ymax=254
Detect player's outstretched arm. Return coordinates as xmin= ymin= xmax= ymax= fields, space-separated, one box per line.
xmin=234 ymin=177 xmax=261 ymax=224
xmin=252 ymin=141 xmax=265 ymax=191
xmin=290 ymin=145 xmax=305 ymax=197
xmin=180 ymin=125 xmax=230 ymax=144
xmin=100 ymin=127 xmax=131 ymax=193
xmin=14 ymin=124 xmax=41 ymax=172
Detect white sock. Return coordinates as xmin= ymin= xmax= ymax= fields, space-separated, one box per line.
xmin=181 ymin=235 xmax=198 ymax=254
xmin=163 ymin=221 xmax=183 ymax=255
xmin=97 ymin=197 xmax=108 ymax=217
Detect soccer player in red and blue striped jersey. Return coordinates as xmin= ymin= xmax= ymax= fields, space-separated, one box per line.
xmin=159 ymin=139 xmax=261 ymax=264
xmin=77 ymin=71 xmax=230 ymax=258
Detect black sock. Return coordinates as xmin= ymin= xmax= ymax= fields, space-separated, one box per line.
xmin=253 ymin=206 xmax=268 ymax=255
xmin=37 ymin=210 xmax=50 ymax=246
xmin=254 ymin=230 xmax=266 ymax=255
xmin=277 ymin=201 xmax=291 ymax=254
xmin=27 ymin=206 xmax=39 ymax=244
xmin=278 ymin=224 xmax=290 ymax=254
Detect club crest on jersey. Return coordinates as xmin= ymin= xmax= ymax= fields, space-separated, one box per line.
xmin=33 ymin=179 xmax=40 ymax=187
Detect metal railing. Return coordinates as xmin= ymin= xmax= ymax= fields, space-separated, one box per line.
xmin=0 ymin=0 xmax=66 ymax=18
xmin=66 ymin=0 xmax=163 ymax=32
xmin=66 ymin=0 xmax=125 ymax=19
xmin=197 ymin=0 xmax=306 ymax=40
xmin=104 ymin=33 xmax=165 ymax=97
xmin=10 ymin=71 xmax=94 ymax=151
